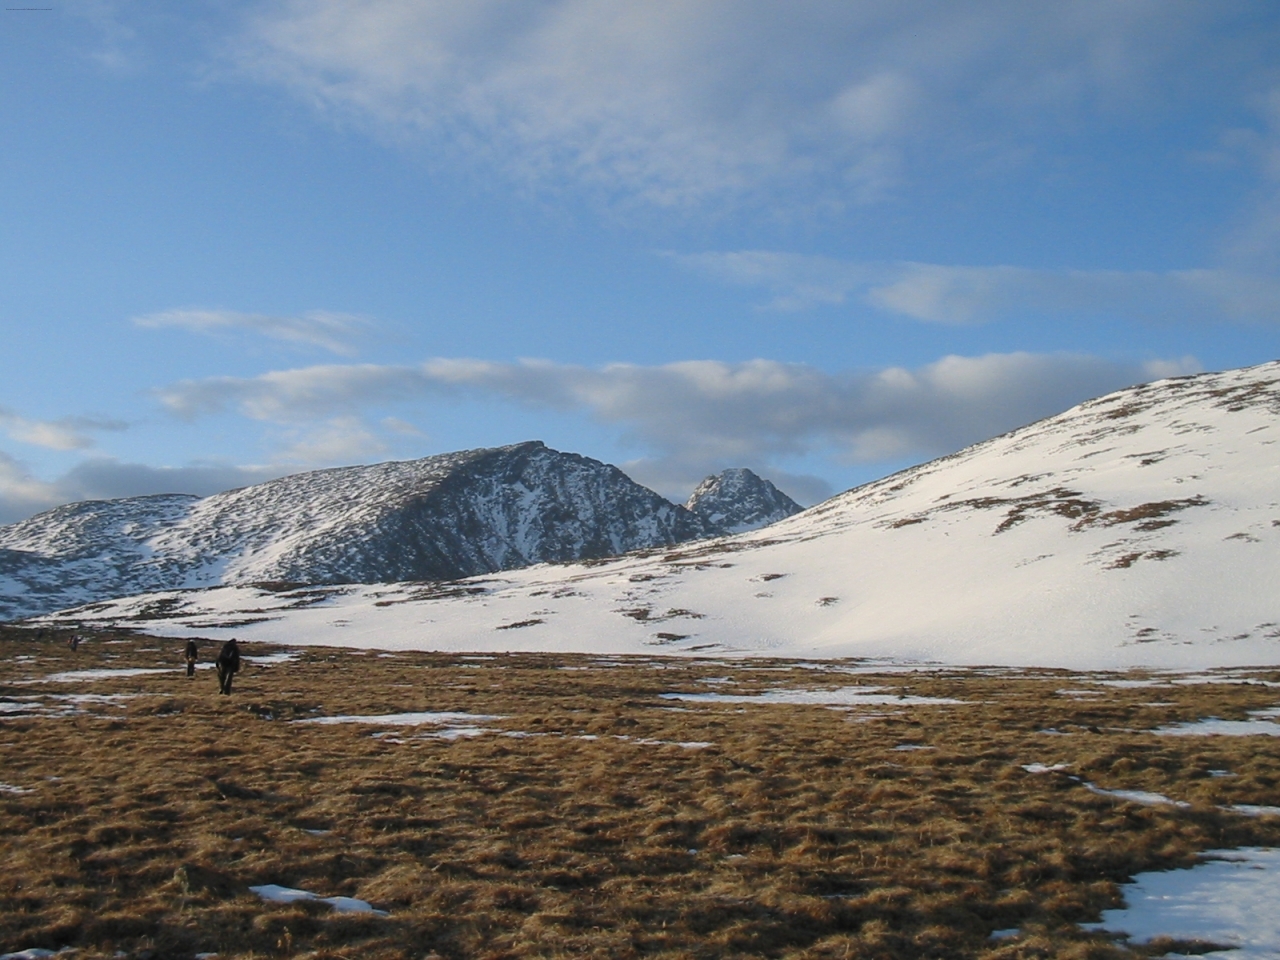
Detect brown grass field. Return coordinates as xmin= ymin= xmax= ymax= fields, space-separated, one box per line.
xmin=3 ymin=626 xmax=1280 ymax=960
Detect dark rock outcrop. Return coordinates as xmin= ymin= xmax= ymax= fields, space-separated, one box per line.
xmin=686 ymin=468 xmax=802 ymax=534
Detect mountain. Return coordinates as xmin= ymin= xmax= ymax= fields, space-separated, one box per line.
xmin=0 ymin=442 xmax=789 ymax=620
xmin=46 ymin=360 xmax=1280 ymax=670
xmin=685 ymin=468 xmax=801 ymax=533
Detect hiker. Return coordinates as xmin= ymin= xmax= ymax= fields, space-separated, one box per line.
xmin=68 ymin=633 xmax=81 ymax=652
xmin=185 ymin=639 xmax=199 ymax=678
xmin=215 ymin=637 xmax=241 ymax=695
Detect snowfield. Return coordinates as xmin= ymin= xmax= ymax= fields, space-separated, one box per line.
xmin=35 ymin=361 xmax=1280 ymax=669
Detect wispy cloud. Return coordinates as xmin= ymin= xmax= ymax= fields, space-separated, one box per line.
xmin=273 ymin=416 xmax=387 ymax=465
xmin=0 ymin=409 xmax=127 ymax=452
xmin=229 ymin=1 xmax=1243 ymax=211
xmin=0 ymin=454 xmax=284 ymax=526
xmin=134 ymin=308 xmax=370 ymax=355
xmin=69 ymin=0 xmax=142 ymax=71
xmin=672 ymin=251 xmax=1280 ymax=324
xmin=155 ymin=352 xmax=1200 ymax=500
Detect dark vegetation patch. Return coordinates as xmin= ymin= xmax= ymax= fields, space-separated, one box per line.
xmin=1206 ymin=377 xmax=1280 ymax=414
xmin=617 ymin=608 xmax=705 ymax=623
xmin=1 ymin=625 xmax=1280 ymax=959
xmin=889 ymin=515 xmax=928 ymax=528
xmin=889 ymin=490 xmax=1209 ymax=539
xmin=375 ymin=581 xmax=492 ymax=606
xmin=131 ymin=597 xmax=187 ymax=621
xmin=495 ymin=619 xmax=545 ymax=631
xmin=1107 ymin=550 xmax=1179 ymax=569
xmin=1076 ymin=497 xmax=1209 ymax=531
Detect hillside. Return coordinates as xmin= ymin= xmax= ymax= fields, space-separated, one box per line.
xmin=37 ymin=361 xmax=1280 ymax=668
xmin=0 ymin=442 xmax=797 ymax=619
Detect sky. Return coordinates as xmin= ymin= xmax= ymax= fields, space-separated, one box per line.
xmin=1 ymin=1 xmax=1279 ymax=523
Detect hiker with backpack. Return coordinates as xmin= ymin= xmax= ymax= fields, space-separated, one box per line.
xmin=215 ymin=637 xmax=241 ymax=695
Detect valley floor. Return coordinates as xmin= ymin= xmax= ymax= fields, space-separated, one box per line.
xmin=3 ymin=628 xmax=1280 ymax=959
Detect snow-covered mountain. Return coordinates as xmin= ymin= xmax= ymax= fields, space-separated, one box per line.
xmin=685 ymin=468 xmax=801 ymax=533
xmin=32 ymin=361 xmax=1280 ymax=668
xmin=0 ymin=442 xmax=788 ymax=620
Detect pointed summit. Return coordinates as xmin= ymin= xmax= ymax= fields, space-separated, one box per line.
xmin=685 ymin=468 xmax=802 ymax=534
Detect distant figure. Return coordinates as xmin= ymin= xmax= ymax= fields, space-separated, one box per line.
xmin=68 ymin=633 xmax=81 ymax=652
xmin=185 ymin=639 xmax=199 ymax=678
xmin=215 ymin=637 xmax=241 ymax=695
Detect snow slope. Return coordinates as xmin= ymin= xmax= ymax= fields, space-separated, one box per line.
xmin=39 ymin=361 xmax=1280 ymax=669
xmin=0 ymin=442 xmax=731 ymax=619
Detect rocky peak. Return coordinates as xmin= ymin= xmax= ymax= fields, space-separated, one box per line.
xmin=0 ymin=441 xmax=714 ymax=619
xmin=686 ymin=468 xmax=802 ymax=534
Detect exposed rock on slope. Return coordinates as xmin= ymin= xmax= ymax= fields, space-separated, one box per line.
xmin=55 ymin=361 xmax=1280 ymax=670
xmin=0 ymin=442 xmax=779 ymax=619
xmin=685 ymin=468 xmax=801 ymax=533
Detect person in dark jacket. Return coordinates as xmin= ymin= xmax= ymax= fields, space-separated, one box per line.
xmin=185 ymin=639 xmax=199 ymax=678
xmin=215 ymin=637 xmax=241 ymax=695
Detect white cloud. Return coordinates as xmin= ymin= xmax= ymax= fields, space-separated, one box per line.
xmin=1217 ymin=85 xmax=1280 ymax=274
xmin=230 ymin=1 xmax=1239 ymax=210
xmin=134 ymin=308 xmax=370 ymax=355
xmin=153 ymin=351 xmax=1200 ymax=501
xmin=668 ymin=251 xmax=874 ymax=311
xmin=69 ymin=0 xmax=142 ymax=71
xmin=158 ymin=363 xmax=431 ymax=420
xmin=0 ymin=453 xmax=64 ymax=524
xmin=0 ymin=455 xmax=284 ymax=526
xmin=672 ymin=251 xmax=1280 ymax=324
xmin=0 ymin=410 xmax=127 ymax=452
xmin=274 ymin=416 xmax=387 ymax=465
xmin=381 ymin=416 xmax=425 ymax=437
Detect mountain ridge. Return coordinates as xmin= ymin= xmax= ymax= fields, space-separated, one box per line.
xmin=0 ymin=442 xmax=799 ymax=619
xmin=45 ymin=360 xmax=1280 ymax=670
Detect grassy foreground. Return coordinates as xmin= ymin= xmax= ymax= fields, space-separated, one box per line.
xmin=3 ymin=627 xmax=1280 ymax=960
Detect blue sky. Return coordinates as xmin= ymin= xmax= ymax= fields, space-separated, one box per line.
xmin=2 ymin=1 xmax=1279 ymax=521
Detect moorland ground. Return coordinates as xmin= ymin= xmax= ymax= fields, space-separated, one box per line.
xmin=3 ymin=627 xmax=1280 ymax=960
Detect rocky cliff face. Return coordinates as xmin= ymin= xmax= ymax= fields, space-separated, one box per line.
xmin=0 ymin=441 xmax=793 ymax=619
xmin=685 ymin=468 xmax=802 ymax=533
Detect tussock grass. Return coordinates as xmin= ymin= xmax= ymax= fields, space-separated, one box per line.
xmin=2 ymin=627 xmax=1280 ymax=959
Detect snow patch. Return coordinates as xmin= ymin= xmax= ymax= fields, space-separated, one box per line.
xmin=249 ymin=883 xmax=388 ymax=916
xmin=1083 ymin=847 xmax=1280 ymax=958
xmin=298 ymin=711 xmax=504 ymax=728
xmin=659 ymin=686 xmax=964 ymax=706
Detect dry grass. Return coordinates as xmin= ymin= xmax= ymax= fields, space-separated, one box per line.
xmin=3 ymin=627 xmax=1280 ymax=959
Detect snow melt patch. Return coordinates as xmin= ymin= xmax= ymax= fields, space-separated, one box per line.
xmin=1085 ymin=784 xmax=1190 ymax=808
xmin=659 ymin=686 xmax=964 ymax=706
xmin=249 ymin=884 xmax=387 ymax=916
xmin=373 ymin=726 xmax=488 ymax=742
xmin=1084 ymin=847 xmax=1280 ymax=958
xmin=35 ymin=667 xmax=174 ymax=683
xmin=1228 ymin=805 xmax=1280 ymax=818
xmin=1155 ymin=709 xmax=1280 ymax=737
xmin=241 ymin=651 xmax=300 ymax=665
xmin=0 ymin=693 xmax=132 ymax=718
xmin=299 ymin=711 xmax=504 ymax=728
